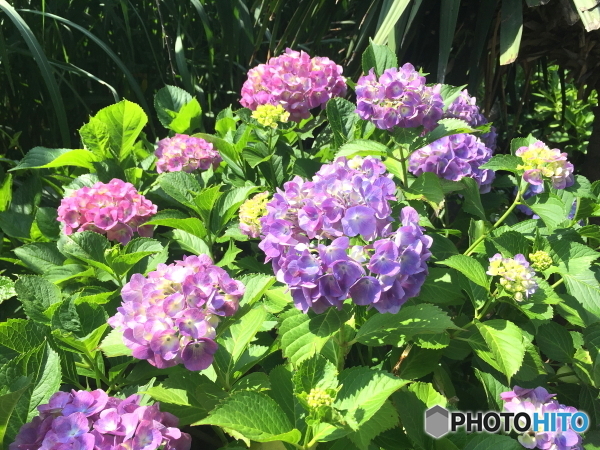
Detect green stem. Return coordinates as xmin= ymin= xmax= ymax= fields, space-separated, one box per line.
xmin=81 ymin=352 xmax=109 ymax=389
xmin=464 ymin=185 xmax=527 ymax=256
xmin=551 ymin=278 xmax=564 ymax=289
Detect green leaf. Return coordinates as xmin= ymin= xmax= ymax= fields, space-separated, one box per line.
xmin=491 ymin=230 xmax=531 ymax=257
xmin=406 ymin=172 xmax=445 ymax=206
xmin=438 ymin=254 xmax=490 ymax=289
xmin=536 ymin=322 xmax=575 ymax=362
xmin=154 ymin=85 xmax=192 ymax=128
xmin=14 ymin=275 xmax=62 ymax=324
xmin=169 ymin=99 xmax=202 ymax=134
xmin=269 ymin=366 xmax=305 ymax=432
xmin=414 ymin=268 xmax=464 ymax=305
xmin=479 ymin=154 xmax=521 ymax=173
xmin=143 ymin=210 xmax=207 ymax=239
xmin=197 ymin=390 xmax=302 ymax=445
xmin=397 ymin=347 xmax=443 ymax=379
xmin=412 ymin=118 xmax=475 ymax=150
xmin=464 ymin=434 xmax=524 ymax=450
xmin=79 ymin=116 xmax=111 ymax=158
xmin=10 ymin=147 xmax=100 ymax=172
xmin=57 ymin=231 xmax=112 ymax=273
xmin=526 ymin=193 xmax=567 ymax=231
xmin=355 ymin=304 xmax=457 ymax=346
xmin=499 ymin=0 xmax=523 ymax=65
xmin=347 ymin=401 xmax=398 ymax=450
xmin=165 ymin=229 xmax=211 ymax=257
xmin=326 ymin=98 xmax=359 ymax=149
xmin=336 ymin=140 xmax=389 ymax=159
xmin=0 ymin=276 xmax=16 ymax=303
xmin=438 ymin=0 xmax=461 ymax=83
xmin=473 ymin=320 xmax=526 ymax=381
xmin=14 ymin=243 xmax=66 ymax=274
xmin=211 ymin=186 xmax=259 ymax=234
xmin=95 ymin=99 xmax=148 ymax=160
xmin=35 ymin=207 xmax=60 ymax=239
xmin=99 ymin=328 xmax=133 ymax=357
xmin=194 ymin=185 xmax=223 ymax=225
xmin=195 ymin=133 xmax=243 ymax=177
xmin=239 ymin=274 xmax=276 ymax=307
xmin=335 ymin=367 xmax=408 ymax=430
xmin=0 ymin=211 xmax=33 ymax=239
xmin=362 ymin=42 xmax=398 ymax=75
xmin=0 ymin=319 xmax=46 ymax=353
xmin=158 ymin=171 xmax=202 ymax=212
xmin=460 ymin=177 xmax=486 ymax=220
xmin=279 ymin=308 xmax=348 ymax=366
xmin=473 ymin=368 xmax=509 ymax=411
xmin=561 ymin=269 xmax=600 ymax=325
xmin=293 ymin=354 xmax=338 ymax=394
xmin=0 ymin=377 xmax=31 ymax=449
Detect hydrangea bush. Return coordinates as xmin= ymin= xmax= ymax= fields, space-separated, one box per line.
xmin=1 ymin=42 xmax=600 ymax=450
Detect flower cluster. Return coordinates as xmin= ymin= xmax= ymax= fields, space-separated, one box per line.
xmin=251 ymin=104 xmax=290 ymax=128
xmin=487 ymin=253 xmax=538 ymax=301
xmin=10 ymin=389 xmax=191 ymax=450
xmin=239 ymin=191 xmax=270 ymax=238
xmin=408 ymin=134 xmax=495 ymax=193
xmin=155 ymin=134 xmax=222 ymax=174
xmin=355 ymin=65 xmax=444 ymax=131
xmin=108 ymin=254 xmax=244 ymax=371
xmin=444 ymin=89 xmax=497 ymax=150
xmin=306 ymin=388 xmax=334 ymax=409
xmin=529 ymin=250 xmax=553 ymax=272
xmin=516 ymin=140 xmax=574 ymax=189
xmin=259 ymin=156 xmax=432 ymax=314
xmin=240 ymin=48 xmax=347 ymax=122
xmin=57 ymin=178 xmax=158 ymax=245
xmin=501 ymin=386 xmax=583 ymax=450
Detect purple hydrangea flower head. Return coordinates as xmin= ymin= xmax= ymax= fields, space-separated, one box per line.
xmin=57 ymin=179 xmax=158 ymax=245
xmin=10 ymin=390 xmax=191 ymax=450
xmin=408 ymin=134 xmax=495 ymax=193
xmin=355 ymin=65 xmax=443 ymax=131
xmin=443 ymin=89 xmax=497 ymax=150
xmin=487 ymin=253 xmax=538 ymax=301
xmin=240 ymin=48 xmax=347 ymax=122
xmin=108 ymin=254 xmax=244 ymax=371
xmin=155 ymin=134 xmax=222 ymax=173
xmin=500 ymin=386 xmax=584 ymax=450
xmin=259 ymin=156 xmax=431 ymax=314
xmin=516 ymin=140 xmax=574 ymax=189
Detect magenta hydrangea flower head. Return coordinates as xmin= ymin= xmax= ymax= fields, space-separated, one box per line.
xmin=155 ymin=134 xmax=222 ymax=173
xmin=516 ymin=140 xmax=574 ymax=189
xmin=57 ymin=178 xmax=158 ymax=245
xmin=408 ymin=134 xmax=496 ymax=193
xmin=355 ymin=64 xmax=444 ymax=131
xmin=108 ymin=254 xmax=244 ymax=371
xmin=487 ymin=253 xmax=538 ymax=301
xmin=258 ymin=156 xmax=432 ymax=314
xmin=443 ymin=89 xmax=497 ymax=150
xmin=10 ymin=390 xmax=191 ymax=450
xmin=240 ymin=48 xmax=347 ymax=122
xmin=500 ymin=386 xmax=584 ymax=450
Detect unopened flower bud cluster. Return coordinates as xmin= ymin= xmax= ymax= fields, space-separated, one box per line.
xmin=239 ymin=191 xmax=270 ymax=238
xmin=529 ymin=250 xmax=553 ymax=272
xmin=306 ymin=388 xmax=334 ymax=409
xmin=251 ymin=104 xmax=290 ymax=128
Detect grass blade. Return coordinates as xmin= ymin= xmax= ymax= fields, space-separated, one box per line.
xmin=499 ymin=0 xmax=523 ymax=65
xmin=0 ymin=0 xmax=70 ymax=146
xmin=437 ymin=0 xmax=461 ymax=83
xmin=373 ymin=0 xmax=411 ymax=46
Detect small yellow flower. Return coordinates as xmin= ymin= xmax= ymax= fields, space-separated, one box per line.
xmin=529 ymin=251 xmax=553 ymax=272
xmin=239 ymin=191 xmax=270 ymax=238
xmin=306 ymin=388 xmax=333 ymax=409
xmin=251 ymin=104 xmax=290 ymax=128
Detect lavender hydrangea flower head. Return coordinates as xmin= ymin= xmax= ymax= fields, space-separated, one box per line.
xmin=500 ymin=386 xmax=584 ymax=450
xmin=240 ymin=48 xmax=347 ymax=122
xmin=10 ymin=390 xmax=191 ymax=450
xmin=487 ymin=253 xmax=538 ymax=301
xmin=408 ymin=134 xmax=495 ymax=193
xmin=108 ymin=254 xmax=244 ymax=371
xmin=355 ymin=65 xmax=444 ymax=131
xmin=516 ymin=140 xmax=574 ymax=189
xmin=259 ymin=156 xmax=432 ymax=314
xmin=239 ymin=191 xmax=270 ymax=238
xmin=155 ymin=134 xmax=222 ymax=173
xmin=57 ymin=179 xmax=158 ymax=245
xmin=444 ymin=89 xmax=497 ymax=150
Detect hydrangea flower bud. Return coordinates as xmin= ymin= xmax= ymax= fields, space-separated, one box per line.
xmin=529 ymin=251 xmax=553 ymax=272
xmin=241 ymin=48 xmax=347 ymax=122
xmin=57 ymin=178 xmax=158 ymax=245
xmin=155 ymin=134 xmax=222 ymax=173
xmin=355 ymin=65 xmax=444 ymax=131
xmin=258 ymin=156 xmax=432 ymax=314
xmin=10 ymin=389 xmax=191 ymax=450
xmin=306 ymin=388 xmax=334 ymax=409
xmin=108 ymin=254 xmax=244 ymax=371
xmin=487 ymin=254 xmax=538 ymax=301
xmin=516 ymin=140 xmax=574 ymax=189
xmin=239 ymin=191 xmax=270 ymax=238
xmin=251 ymin=104 xmax=290 ymax=128
xmin=408 ymin=134 xmax=495 ymax=193
xmin=500 ymin=386 xmax=583 ymax=450
xmin=443 ymin=89 xmax=497 ymax=150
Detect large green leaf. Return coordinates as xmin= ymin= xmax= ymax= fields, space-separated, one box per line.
xmin=292 ymin=354 xmax=338 ymax=395
xmin=499 ymin=0 xmax=523 ymax=65
xmin=14 ymin=276 xmax=62 ymax=324
xmin=347 ymin=401 xmax=399 ymax=450
xmin=94 ymin=99 xmax=148 ymax=160
xmin=355 ymin=304 xmax=457 ymax=346
xmin=14 ymin=242 xmax=65 ymax=274
xmin=154 ymin=85 xmax=193 ymax=129
xmin=438 ymin=255 xmax=490 ymax=289
xmin=0 ymin=319 xmax=46 ymax=353
xmin=326 ymin=98 xmax=358 ymax=149
xmin=0 ymin=377 xmax=31 ymax=449
xmin=57 ymin=231 xmax=112 ymax=273
xmin=197 ymin=390 xmax=302 ymax=445
xmin=361 ymin=41 xmax=399 ymax=75
xmin=536 ymin=322 xmax=575 ymax=363
xmin=11 ymin=148 xmax=99 ymax=171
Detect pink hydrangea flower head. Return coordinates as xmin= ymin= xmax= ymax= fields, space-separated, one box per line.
xmin=408 ymin=133 xmax=495 ymax=193
xmin=155 ymin=134 xmax=222 ymax=173
xmin=10 ymin=390 xmax=191 ymax=450
xmin=258 ymin=156 xmax=432 ymax=314
xmin=240 ymin=48 xmax=347 ymax=122
xmin=108 ymin=254 xmax=244 ymax=371
xmin=355 ymin=65 xmax=443 ymax=131
xmin=57 ymin=179 xmax=158 ymax=245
